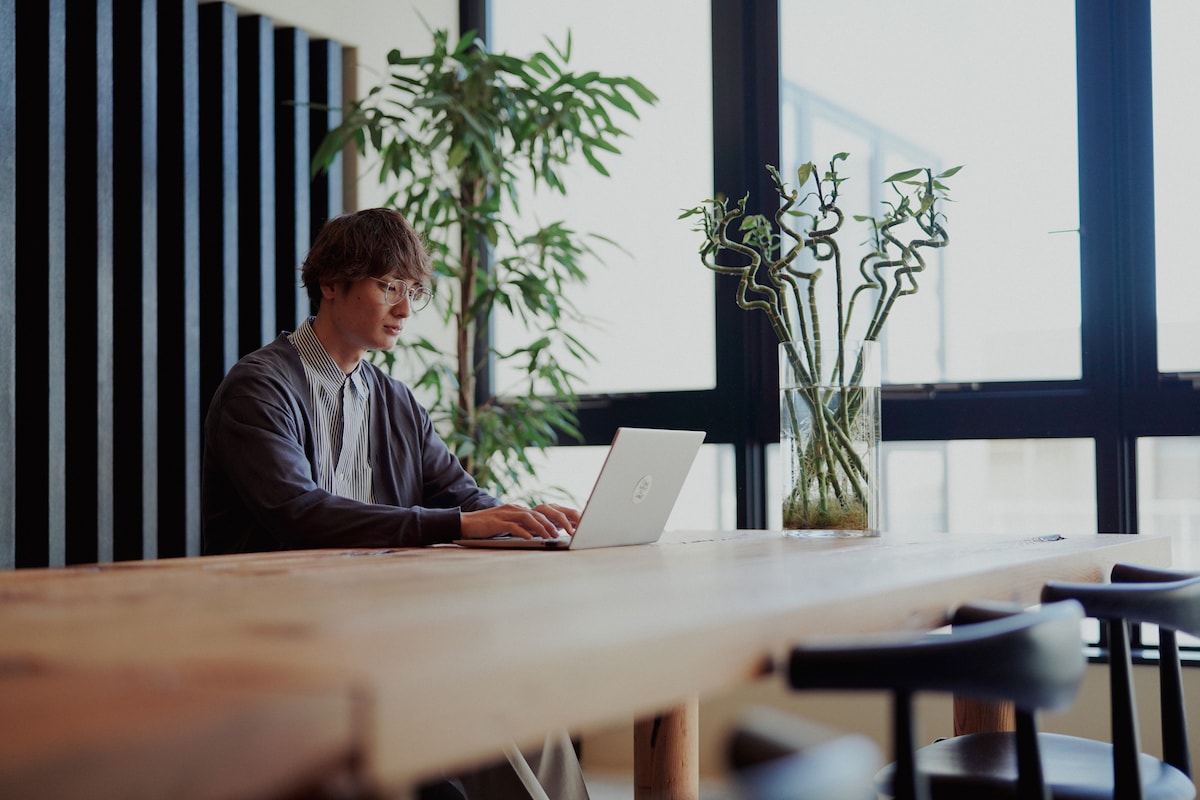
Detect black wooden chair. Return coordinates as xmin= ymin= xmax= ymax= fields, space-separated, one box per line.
xmin=909 ymin=563 xmax=1200 ymax=800
xmin=786 ymin=599 xmax=1087 ymax=800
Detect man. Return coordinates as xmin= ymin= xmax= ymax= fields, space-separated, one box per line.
xmin=202 ymin=207 xmax=587 ymax=800
xmin=202 ymin=207 xmax=579 ymax=554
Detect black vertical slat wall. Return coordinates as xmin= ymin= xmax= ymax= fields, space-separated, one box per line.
xmin=275 ymin=28 xmax=312 ymax=332
xmin=156 ymin=0 xmax=201 ymax=560
xmin=0 ymin=0 xmax=14 ymax=570
xmin=61 ymin=0 xmax=115 ymax=567
xmin=309 ymin=39 xmax=343 ymax=249
xmin=15 ymin=0 xmax=68 ymax=568
xmin=1 ymin=1 xmax=344 ymax=568
xmin=94 ymin=0 xmax=117 ymax=565
xmin=112 ymin=0 xmax=159 ymax=562
xmin=198 ymin=2 xmax=240 ymax=430
xmin=238 ymin=15 xmax=277 ymax=356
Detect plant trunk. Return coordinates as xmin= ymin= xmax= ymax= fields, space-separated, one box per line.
xmin=457 ymin=174 xmax=485 ymax=475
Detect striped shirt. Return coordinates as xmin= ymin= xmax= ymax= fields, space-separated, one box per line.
xmin=288 ymin=319 xmax=374 ymax=503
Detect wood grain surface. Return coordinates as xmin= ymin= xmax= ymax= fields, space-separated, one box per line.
xmin=0 ymin=529 xmax=1175 ymax=797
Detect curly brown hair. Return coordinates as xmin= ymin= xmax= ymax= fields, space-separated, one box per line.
xmin=301 ymin=208 xmax=433 ymax=309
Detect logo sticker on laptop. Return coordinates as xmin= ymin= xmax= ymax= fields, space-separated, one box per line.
xmin=632 ymin=475 xmax=653 ymax=504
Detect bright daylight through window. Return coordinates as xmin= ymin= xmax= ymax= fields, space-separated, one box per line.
xmin=490 ymin=1 xmax=730 ymax=529
xmin=1152 ymin=2 xmax=1200 ymax=374
xmin=490 ymin=0 xmax=715 ymax=396
xmin=781 ymin=0 xmax=1080 ymax=385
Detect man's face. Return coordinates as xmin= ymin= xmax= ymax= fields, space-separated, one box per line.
xmin=317 ymin=272 xmax=424 ymax=367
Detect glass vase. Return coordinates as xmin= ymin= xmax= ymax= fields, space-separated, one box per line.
xmin=780 ymin=340 xmax=881 ymax=538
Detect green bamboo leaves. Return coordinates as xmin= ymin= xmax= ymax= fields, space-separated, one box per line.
xmin=681 ymin=156 xmax=958 ymax=362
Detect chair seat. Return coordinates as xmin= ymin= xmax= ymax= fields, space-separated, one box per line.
xmin=884 ymin=732 xmax=1196 ymax=800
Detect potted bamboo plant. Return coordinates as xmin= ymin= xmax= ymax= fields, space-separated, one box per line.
xmin=682 ymin=154 xmax=958 ymax=534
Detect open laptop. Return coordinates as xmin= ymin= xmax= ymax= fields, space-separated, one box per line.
xmin=454 ymin=427 xmax=706 ymax=550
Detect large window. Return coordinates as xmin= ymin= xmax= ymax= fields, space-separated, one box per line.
xmin=1137 ymin=436 xmax=1200 ymax=648
xmin=479 ymin=1 xmax=1200 ymax=542
xmin=490 ymin=0 xmax=716 ymax=396
xmin=1151 ymin=2 xmax=1200 ymax=373
xmin=780 ymin=0 xmax=1080 ymax=385
xmin=766 ymin=439 xmax=1097 ymax=533
xmin=489 ymin=1 xmax=725 ymax=529
xmin=1138 ymin=438 xmax=1200 ymax=544
xmin=882 ymin=440 xmax=1096 ymax=534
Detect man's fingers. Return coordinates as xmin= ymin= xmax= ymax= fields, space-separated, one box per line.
xmin=495 ymin=505 xmax=558 ymax=539
xmin=534 ymin=503 xmax=579 ymax=536
xmin=460 ymin=503 xmax=581 ymax=540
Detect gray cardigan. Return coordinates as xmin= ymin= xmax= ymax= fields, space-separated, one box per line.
xmin=201 ymin=335 xmax=499 ymax=554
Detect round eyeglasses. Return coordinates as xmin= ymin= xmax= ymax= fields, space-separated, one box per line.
xmin=370 ymin=277 xmax=433 ymax=312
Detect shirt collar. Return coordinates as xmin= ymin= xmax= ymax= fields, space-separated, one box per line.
xmin=290 ymin=318 xmax=365 ymax=394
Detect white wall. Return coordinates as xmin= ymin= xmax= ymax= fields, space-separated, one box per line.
xmin=212 ymin=0 xmax=457 ymax=209
xmin=217 ymin=0 xmax=455 ymax=90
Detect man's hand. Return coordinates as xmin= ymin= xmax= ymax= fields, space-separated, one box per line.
xmin=460 ymin=503 xmax=581 ymax=540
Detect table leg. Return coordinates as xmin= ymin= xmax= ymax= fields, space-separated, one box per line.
xmin=953 ymin=697 xmax=1015 ymax=735
xmin=633 ymin=699 xmax=699 ymax=800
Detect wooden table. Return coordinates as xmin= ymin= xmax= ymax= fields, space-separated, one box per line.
xmin=0 ymin=529 xmax=1174 ymax=799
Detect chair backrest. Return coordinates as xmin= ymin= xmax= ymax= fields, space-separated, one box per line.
xmin=1040 ymin=563 xmax=1200 ymax=797
xmin=787 ymin=600 xmax=1086 ymax=800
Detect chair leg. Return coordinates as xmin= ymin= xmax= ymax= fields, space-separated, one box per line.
xmin=1109 ymin=619 xmax=1145 ymax=800
xmin=1158 ymin=629 xmax=1191 ymax=778
xmin=891 ymin=691 xmax=930 ymax=800
xmin=1014 ymin=710 xmax=1050 ymax=800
